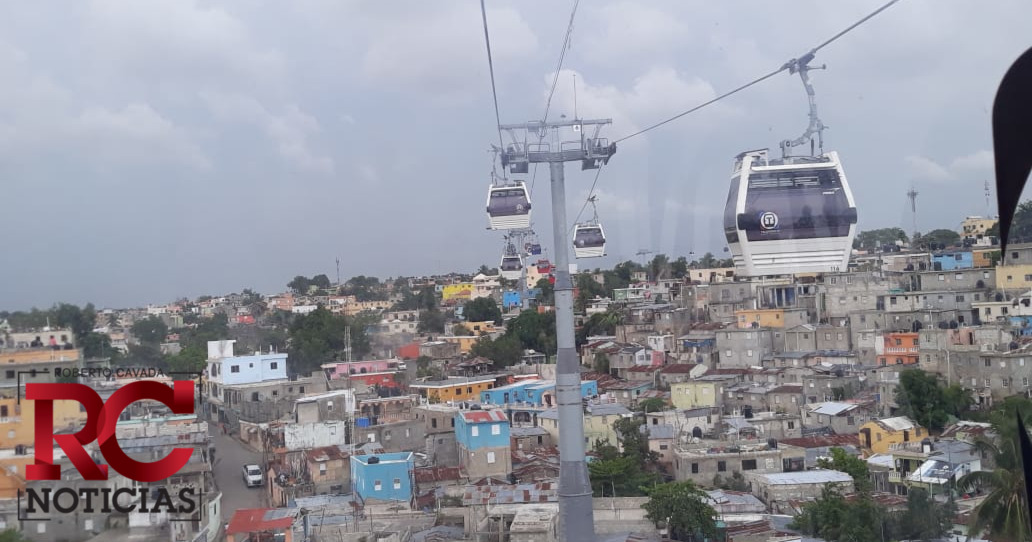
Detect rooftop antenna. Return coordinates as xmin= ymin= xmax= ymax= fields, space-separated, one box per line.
xmin=907 ymin=185 xmax=919 ymax=244
xmin=336 ymin=257 xmax=341 ymax=287
xmin=985 ymin=180 xmax=993 ymax=218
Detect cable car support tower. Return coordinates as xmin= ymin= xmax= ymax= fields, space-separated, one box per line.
xmin=496 ymin=118 xmax=616 ymax=542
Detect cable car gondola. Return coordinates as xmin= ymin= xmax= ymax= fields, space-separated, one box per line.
xmin=486 ymin=181 xmax=531 ymax=230
xmin=573 ymin=225 xmax=606 ymax=258
xmin=573 ymin=195 xmax=606 ymax=258
xmin=499 ymin=241 xmax=523 ymax=280
xmin=724 ymin=149 xmax=858 ymax=276
xmin=723 ymin=54 xmax=857 ymax=276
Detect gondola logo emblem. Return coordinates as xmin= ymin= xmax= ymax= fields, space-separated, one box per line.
xmin=759 ymin=211 xmax=779 ymax=231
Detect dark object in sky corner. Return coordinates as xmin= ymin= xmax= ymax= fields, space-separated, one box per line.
xmin=993 ymin=43 xmax=1032 ymax=535
xmin=993 ymin=45 xmax=1032 ymax=255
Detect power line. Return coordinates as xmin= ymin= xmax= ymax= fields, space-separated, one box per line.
xmin=613 ymin=0 xmax=902 ymax=143
xmin=479 ymin=0 xmax=504 ymax=152
xmin=571 ymin=162 xmax=604 ymax=228
xmin=531 ymin=0 xmax=582 ymax=197
xmin=543 ymin=0 xmax=580 ymax=125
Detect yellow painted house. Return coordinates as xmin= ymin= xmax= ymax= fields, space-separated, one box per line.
xmin=408 ymin=376 xmax=496 ymax=402
xmin=455 ymin=321 xmax=499 ymax=335
xmin=859 ymin=416 xmax=926 ymax=454
xmin=996 ymin=263 xmax=1032 ymax=291
xmin=441 ymin=336 xmax=479 ymax=354
xmin=442 ymin=283 xmax=475 ymax=302
xmin=671 ymin=378 xmax=732 ymax=409
xmin=0 ymin=395 xmax=90 ymax=449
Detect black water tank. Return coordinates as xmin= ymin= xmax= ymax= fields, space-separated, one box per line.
xmin=368 ymin=456 xmax=380 ymax=464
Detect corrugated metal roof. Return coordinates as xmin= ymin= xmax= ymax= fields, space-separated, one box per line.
xmin=753 ymin=469 xmax=853 ymax=485
xmin=460 ymin=410 xmax=508 ymax=423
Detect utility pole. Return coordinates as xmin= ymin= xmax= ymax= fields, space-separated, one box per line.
xmin=505 ymin=228 xmax=537 ymax=311
xmin=498 ymin=117 xmax=616 ymax=542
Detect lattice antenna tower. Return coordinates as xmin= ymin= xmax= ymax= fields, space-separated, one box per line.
xmin=907 ymin=186 xmax=919 ymax=243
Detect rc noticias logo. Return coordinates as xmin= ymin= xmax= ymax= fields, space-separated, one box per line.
xmin=20 ymin=379 xmax=200 ymax=519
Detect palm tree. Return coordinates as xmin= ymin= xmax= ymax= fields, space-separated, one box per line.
xmin=957 ymin=407 xmax=1032 ymax=542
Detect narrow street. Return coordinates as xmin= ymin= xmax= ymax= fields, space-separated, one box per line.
xmin=210 ymin=426 xmax=265 ymax=524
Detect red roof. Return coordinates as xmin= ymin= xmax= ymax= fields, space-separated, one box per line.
xmin=460 ymin=410 xmax=508 ymax=423
xmin=627 ymin=365 xmax=661 ymax=373
xmin=660 ymin=363 xmax=699 ymax=374
xmin=415 ymin=466 xmax=462 ymax=483
xmin=226 ymin=508 xmax=295 ymax=535
xmin=778 ymin=434 xmax=861 ymax=449
xmin=769 ymin=385 xmax=804 ymax=394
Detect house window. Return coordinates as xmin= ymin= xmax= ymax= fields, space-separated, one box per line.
xmin=985 ymin=359 xmax=991 ymax=367
xmin=1003 ymin=378 xmax=1011 ymax=387
xmin=451 ymin=418 xmax=455 ymax=427
xmin=717 ymin=461 xmax=727 ymax=472
xmin=374 ymin=480 xmax=382 ymax=491
xmin=1024 ymin=378 xmax=1029 ymax=387
xmin=491 ymin=424 xmax=501 ymax=435
xmin=1001 ymin=361 xmax=1007 ymax=368
xmin=432 ymin=419 xmax=438 ymax=429
xmin=393 ymin=478 xmax=402 ymax=489
xmin=956 ymin=295 xmax=965 ymax=302
xmin=938 ymin=274 xmax=945 ymax=281
xmin=272 ymin=390 xmax=278 ymax=397
xmin=691 ymin=463 xmax=699 ymax=474
xmin=787 ymin=421 xmax=795 ymax=429
xmin=471 ymin=426 xmax=479 ymax=437
xmin=747 ymin=350 xmax=754 ymax=357
xmin=742 ymin=459 xmax=757 ymax=470
xmin=84 ymin=520 xmax=93 ymax=531
xmin=328 ymin=401 xmax=334 ymax=411
xmin=985 ymin=379 xmax=991 ymax=387
xmin=231 ymin=366 xmax=240 ymax=373
xmin=487 ymin=451 xmax=496 ymax=464
xmin=300 ymin=386 xmax=305 ymax=393
xmin=319 ymin=463 xmax=327 ymax=475
xmin=4 ymin=371 xmax=12 ymax=379
xmin=368 ymin=433 xmax=376 ymax=442
xmin=659 ymin=444 xmax=668 ymax=450
xmin=847 ymin=416 xmax=855 ymax=426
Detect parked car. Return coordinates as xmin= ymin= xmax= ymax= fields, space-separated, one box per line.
xmin=242 ymin=464 xmax=263 ymax=487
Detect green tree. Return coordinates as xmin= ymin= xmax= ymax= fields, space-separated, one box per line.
xmin=791 ymin=487 xmax=886 ymax=542
xmin=79 ymin=332 xmax=113 ymax=359
xmin=534 ymin=278 xmax=554 ymax=306
xmin=696 ymin=252 xmax=718 ymax=269
xmin=670 ymin=256 xmax=689 ymax=279
xmin=574 ymin=273 xmax=607 ymax=313
xmin=614 ymin=417 xmax=659 ymax=466
xmin=641 ymin=481 xmax=719 ymax=542
xmin=463 ymin=297 xmax=502 ymax=324
xmin=576 ymin=310 xmax=620 ymax=346
xmin=287 ymin=306 xmax=370 ymax=376
xmin=592 ymin=353 xmax=610 ymax=374
xmin=648 ymin=254 xmax=670 ymax=281
xmin=53 ymin=302 xmax=97 ymax=339
xmin=712 ymin=472 xmax=749 ymax=492
xmin=287 ymin=275 xmax=311 ymax=295
xmin=588 ymin=440 xmax=656 ymax=497
xmin=167 ymin=344 xmax=207 ymax=373
xmin=0 ymin=528 xmax=29 ymax=542
xmin=311 ymin=274 xmax=332 ymax=290
xmin=1006 ymin=200 xmax=1032 ymax=244
xmin=853 ymin=227 xmax=909 ymax=250
xmin=895 ymin=369 xmax=972 ymax=431
xmin=505 ymin=310 xmax=556 ymax=355
xmin=916 ymin=228 xmax=962 ymax=250
xmin=131 ymin=316 xmax=168 ymax=345
xmin=637 ymin=397 xmax=667 ymax=414
xmin=957 ymin=399 xmax=1032 ymax=541
xmin=341 ymin=275 xmax=387 ymax=301
xmin=892 ymin=487 xmax=953 ymax=541
xmin=417 ymin=309 xmax=445 ymax=334
xmin=816 ymin=447 xmax=871 ymax=493
xmin=469 ymin=334 xmax=523 ymax=367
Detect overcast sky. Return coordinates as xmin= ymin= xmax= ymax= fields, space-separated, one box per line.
xmin=2 ymin=0 xmax=1029 ymax=310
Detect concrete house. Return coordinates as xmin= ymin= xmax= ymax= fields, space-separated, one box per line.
xmin=455 ymin=409 xmax=512 ymax=479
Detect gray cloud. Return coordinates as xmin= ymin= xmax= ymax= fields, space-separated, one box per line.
xmin=1 ymin=0 xmax=1028 ymax=309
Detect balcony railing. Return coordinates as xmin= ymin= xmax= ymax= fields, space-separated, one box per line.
xmin=888 ymin=471 xmax=904 ymax=483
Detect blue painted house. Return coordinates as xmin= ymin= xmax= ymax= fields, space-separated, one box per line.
xmin=932 ymin=251 xmax=974 ymax=270
xmin=503 ymin=291 xmax=522 ymax=308
xmin=523 ymin=380 xmax=599 ymax=407
xmin=455 ymin=409 xmax=512 ymax=478
xmin=481 ymin=380 xmax=537 ymax=405
xmin=350 ymin=452 xmax=414 ymax=505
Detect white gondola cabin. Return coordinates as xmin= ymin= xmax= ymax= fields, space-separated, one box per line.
xmin=486 ymin=181 xmax=531 ymax=230
xmin=573 ymin=224 xmax=606 ymax=258
xmin=500 ymin=254 xmax=523 ymax=280
xmin=723 ymin=149 xmax=858 ymax=276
